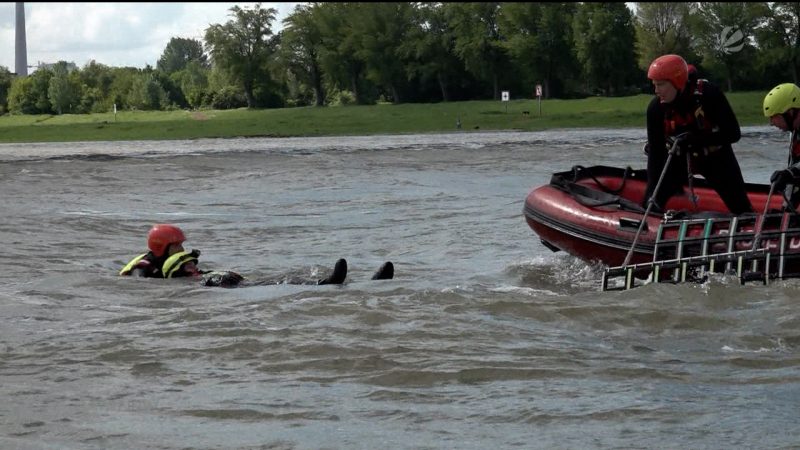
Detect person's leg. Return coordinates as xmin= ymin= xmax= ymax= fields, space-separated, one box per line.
xmin=701 ymin=149 xmax=754 ymax=214
xmin=371 ymin=261 xmax=394 ymax=280
xmin=649 ymin=155 xmax=688 ymax=211
xmin=317 ymin=258 xmax=347 ymax=285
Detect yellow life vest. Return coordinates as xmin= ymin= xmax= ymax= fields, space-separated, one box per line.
xmin=162 ymin=251 xmax=199 ymax=278
xmin=119 ymin=254 xmax=147 ymax=276
xmin=119 ymin=251 xmax=198 ymax=278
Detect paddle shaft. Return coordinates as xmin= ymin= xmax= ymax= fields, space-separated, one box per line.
xmin=622 ymin=140 xmax=681 ymax=267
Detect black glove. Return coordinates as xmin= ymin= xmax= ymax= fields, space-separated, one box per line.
xmin=671 ymin=132 xmax=701 ymax=154
xmin=771 ymin=169 xmax=796 ymax=189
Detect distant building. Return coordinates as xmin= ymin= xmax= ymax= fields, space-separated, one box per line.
xmin=34 ymin=61 xmax=79 ymax=73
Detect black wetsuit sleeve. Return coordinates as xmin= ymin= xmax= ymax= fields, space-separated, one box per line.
xmin=694 ymin=82 xmax=740 ymax=147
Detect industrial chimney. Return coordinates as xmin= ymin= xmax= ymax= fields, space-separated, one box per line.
xmin=15 ymin=2 xmax=28 ymax=76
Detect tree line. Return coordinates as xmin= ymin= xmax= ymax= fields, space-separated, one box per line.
xmin=0 ymin=2 xmax=797 ymax=116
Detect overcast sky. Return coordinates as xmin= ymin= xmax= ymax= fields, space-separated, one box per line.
xmin=0 ymin=2 xmax=299 ymax=71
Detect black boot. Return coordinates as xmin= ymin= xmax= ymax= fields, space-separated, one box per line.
xmin=318 ymin=258 xmax=347 ymax=285
xmin=371 ymin=261 xmax=394 ymax=280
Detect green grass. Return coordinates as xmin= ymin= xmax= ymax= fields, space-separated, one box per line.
xmin=0 ymin=91 xmax=770 ymax=143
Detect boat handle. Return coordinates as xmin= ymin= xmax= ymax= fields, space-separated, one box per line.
xmin=619 ymin=217 xmax=648 ymax=232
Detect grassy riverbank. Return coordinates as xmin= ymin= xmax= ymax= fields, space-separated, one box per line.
xmin=0 ymin=91 xmax=768 ymax=143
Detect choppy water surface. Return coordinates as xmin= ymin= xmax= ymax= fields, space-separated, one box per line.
xmin=1 ymin=128 xmax=799 ymax=449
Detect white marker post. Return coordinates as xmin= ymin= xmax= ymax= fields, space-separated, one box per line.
xmin=113 ymin=103 xmax=117 ymax=122
xmin=501 ymin=90 xmax=509 ymax=113
xmin=536 ymin=84 xmax=542 ymax=116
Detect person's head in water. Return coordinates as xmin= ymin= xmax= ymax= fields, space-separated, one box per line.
xmin=647 ymin=54 xmax=689 ymax=104
xmin=148 ymin=224 xmax=186 ymax=258
xmin=763 ymin=83 xmax=800 ymax=132
xmin=148 ymin=224 xmax=201 ymax=276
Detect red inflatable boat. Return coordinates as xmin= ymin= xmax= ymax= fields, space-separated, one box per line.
xmin=523 ymin=165 xmax=800 ymax=269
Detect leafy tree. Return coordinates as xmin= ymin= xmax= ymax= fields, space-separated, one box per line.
xmin=107 ymin=67 xmax=141 ymax=110
xmin=206 ymin=64 xmax=237 ymax=93
xmin=79 ymin=60 xmax=114 ymax=111
xmin=128 ymin=73 xmax=168 ymax=110
xmin=499 ymin=3 xmax=578 ymax=99
xmin=444 ymin=2 xmax=509 ymax=100
xmin=280 ymin=3 xmax=325 ymax=106
xmin=210 ymin=85 xmax=247 ymax=109
xmin=203 ymin=65 xmax=246 ymax=109
xmin=755 ymin=2 xmax=800 ymax=84
xmin=30 ymin=68 xmax=55 ymax=113
xmin=172 ymin=60 xmax=210 ymax=108
xmin=10 ymin=68 xmax=56 ymax=114
xmin=691 ymin=2 xmax=769 ymax=92
xmin=315 ymin=2 xmax=372 ymax=104
xmin=634 ymin=3 xmax=698 ymax=70
xmin=573 ymin=3 xmax=638 ymax=96
xmin=79 ymin=86 xmax=106 ymax=113
xmin=204 ymin=3 xmax=279 ymax=107
xmin=80 ymin=61 xmax=114 ymax=93
xmin=157 ymin=37 xmax=208 ymax=75
xmin=9 ymin=2 xmax=800 ymax=114
xmin=350 ymin=2 xmax=415 ymax=103
xmin=48 ymin=61 xmax=80 ymax=114
xmin=7 ymin=76 xmax=36 ymax=114
xmin=151 ymin=68 xmax=186 ymax=108
xmin=0 ymin=66 xmax=12 ymax=114
xmin=400 ymin=2 xmax=464 ymax=102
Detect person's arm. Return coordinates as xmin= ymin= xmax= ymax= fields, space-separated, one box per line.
xmin=693 ymin=82 xmax=741 ymax=147
xmin=129 ymin=259 xmax=152 ymax=277
xmin=646 ymin=96 xmax=666 ymax=154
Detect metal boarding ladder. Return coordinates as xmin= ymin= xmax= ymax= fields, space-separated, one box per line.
xmin=601 ymin=248 xmax=772 ymax=291
xmin=601 ymin=213 xmax=800 ymax=291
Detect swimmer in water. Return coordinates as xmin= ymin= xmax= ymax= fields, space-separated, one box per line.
xmin=119 ymin=224 xmax=394 ymax=287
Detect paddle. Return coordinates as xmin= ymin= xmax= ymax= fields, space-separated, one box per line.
xmin=622 ymin=135 xmax=685 ymax=267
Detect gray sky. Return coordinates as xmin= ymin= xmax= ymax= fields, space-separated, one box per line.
xmin=0 ymin=2 xmax=298 ymax=71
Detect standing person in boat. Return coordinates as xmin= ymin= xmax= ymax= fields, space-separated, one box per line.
xmin=119 ymin=224 xmax=394 ymax=287
xmin=644 ymin=54 xmax=753 ymax=214
xmin=763 ymin=83 xmax=800 ymax=210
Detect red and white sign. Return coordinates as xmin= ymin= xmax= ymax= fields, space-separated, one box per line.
xmin=535 ymin=85 xmax=542 ymax=97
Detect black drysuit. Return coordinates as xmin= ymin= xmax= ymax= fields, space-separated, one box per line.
xmin=644 ymin=80 xmax=753 ymax=214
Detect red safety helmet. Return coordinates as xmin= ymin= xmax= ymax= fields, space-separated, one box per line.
xmin=647 ymin=54 xmax=689 ymax=91
xmin=147 ymin=224 xmax=186 ymax=257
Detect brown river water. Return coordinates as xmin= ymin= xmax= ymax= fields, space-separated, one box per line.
xmin=0 ymin=128 xmax=798 ymax=449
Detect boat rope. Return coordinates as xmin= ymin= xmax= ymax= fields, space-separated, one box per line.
xmin=562 ymin=182 xmax=645 ymax=212
xmin=566 ymin=165 xmax=634 ymax=195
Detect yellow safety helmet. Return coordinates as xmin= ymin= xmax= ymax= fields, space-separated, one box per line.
xmin=763 ymin=83 xmax=800 ymax=117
